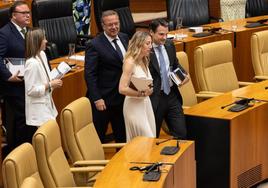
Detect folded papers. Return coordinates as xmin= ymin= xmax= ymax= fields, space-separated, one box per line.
xmin=169 ymin=67 xmax=186 ymax=86
xmin=50 ymin=61 xmax=71 ymax=79
xmin=130 ymin=76 xmax=153 ymax=91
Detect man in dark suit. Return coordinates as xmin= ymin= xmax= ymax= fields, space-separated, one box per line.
xmin=85 ymin=10 xmax=128 ymax=143
xmin=0 ymin=1 xmax=31 ymax=152
xmin=149 ymin=19 xmax=189 ymax=139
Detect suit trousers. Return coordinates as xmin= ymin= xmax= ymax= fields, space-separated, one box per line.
xmin=91 ymin=102 xmax=126 ymax=143
xmin=154 ymin=90 xmax=187 ymax=139
xmin=4 ymin=94 xmax=30 ymax=152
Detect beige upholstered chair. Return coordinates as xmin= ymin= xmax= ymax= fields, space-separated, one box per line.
xmin=251 ymin=30 xmax=268 ymax=80
xmin=194 ymin=40 xmax=252 ymax=94
xmin=60 ymin=97 xmax=125 ymax=167
xmin=162 ymin=52 xmax=217 ymax=135
xmin=2 ymin=143 xmax=44 ymax=188
xmin=33 ymin=120 xmax=99 ymax=187
xmin=177 ymin=51 xmax=218 ymax=107
xmin=20 ymin=177 xmax=44 ymax=188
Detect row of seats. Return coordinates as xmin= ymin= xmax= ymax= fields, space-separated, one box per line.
xmin=2 ymin=31 xmax=268 ymax=188
xmin=2 ymin=97 xmax=125 ymax=188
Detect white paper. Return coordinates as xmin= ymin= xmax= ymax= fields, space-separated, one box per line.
xmin=6 ymin=62 xmax=24 ymax=76
xmin=68 ymin=55 xmax=85 ymax=61
xmin=169 ymin=72 xmax=182 ymax=86
xmin=130 ymin=76 xmax=153 ymax=91
xmin=50 ymin=61 xmax=71 ymax=79
xmin=169 ymin=68 xmax=186 ymax=86
xmin=167 ymin=34 xmax=175 ymax=39
xmin=5 ymin=58 xmax=25 ymax=77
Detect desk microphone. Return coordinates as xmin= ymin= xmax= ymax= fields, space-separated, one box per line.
xmin=156 ymin=137 xmax=180 ymax=155
xmin=156 ymin=137 xmax=176 ymax=145
xmin=221 ymin=97 xmax=254 ymax=109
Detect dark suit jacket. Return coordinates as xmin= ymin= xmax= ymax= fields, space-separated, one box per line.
xmin=149 ymin=39 xmax=185 ymax=111
xmin=84 ymin=32 xmax=129 ymax=106
xmin=0 ymin=22 xmax=25 ymax=96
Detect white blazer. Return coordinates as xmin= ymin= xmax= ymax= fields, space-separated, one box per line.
xmin=24 ymin=51 xmax=58 ymax=126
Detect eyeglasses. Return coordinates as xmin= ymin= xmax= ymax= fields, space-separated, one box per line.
xmin=104 ymin=22 xmax=120 ymax=28
xmin=14 ymin=11 xmax=31 ymax=15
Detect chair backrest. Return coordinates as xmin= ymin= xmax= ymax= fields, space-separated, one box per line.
xmin=246 ymin=0 xmax=268 ymax=17
xmin=0 ymin=7 xmax=10 ymax=28
xmin=31 ymin=0 xmax=77 ymax=56
xmin=194 ymin=40 xmax=239 ymax=92
xmin=251 ymin=30 xmax=268 ymax=78
xmin=93 ymin=0 xmax=135 ymax=37
xmin=2 ymin=143 xmax=44 ymax=188
xmin=33 ymin=120 xmax=76 ymax=188
xmin=177 ymin=52 xmax=198 ymax=107
xmin=60 ymin=97 xmax=105 ymax=164
xmin=166 ymin=0 xmax=210 ymax=27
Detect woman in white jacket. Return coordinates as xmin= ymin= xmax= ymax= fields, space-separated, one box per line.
xmin=24 ymin=28 xmax=62 ymax=130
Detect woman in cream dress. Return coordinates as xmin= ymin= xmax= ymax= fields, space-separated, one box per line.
xmin=119 ymin=31 xmax=156 ymax=142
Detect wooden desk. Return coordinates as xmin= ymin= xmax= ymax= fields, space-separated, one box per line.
xmin=0 ymin=1 xmax=13 ymax=9
xmin=50 ymin=54 xmax=87 ymax=122
xmin=171 ymin=30 xmax=234 ymax=90
xmin=93 ymin=137 xmax=196 ymax=188
xmin=185 ymin=80 xmax=268 ymax=188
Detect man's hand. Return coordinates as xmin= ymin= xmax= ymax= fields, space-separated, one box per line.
xmin=95 ymin=99 xmax=106 ymax=111
xmin=8 ymin=71 xmax=23 ymax=82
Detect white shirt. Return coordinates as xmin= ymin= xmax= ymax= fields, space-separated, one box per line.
xmin=104 ymin=32 xmax=126 ymax=56
xmin=11 ymin=21 xmax=26 ymax=39
xmin=153 ymin=43 xmax=173 ymax=87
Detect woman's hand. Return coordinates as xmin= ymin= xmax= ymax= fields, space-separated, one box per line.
xmin=50 ymin=79 xmax=63 ymax=89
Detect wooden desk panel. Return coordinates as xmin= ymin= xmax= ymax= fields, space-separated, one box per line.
xmin=50 ymin=54 xmax=86 ymax=122
xmin=93 ymin=137 xmax=196 ymax=188
xmin=185 ymin=80 xmax=268 ymax=188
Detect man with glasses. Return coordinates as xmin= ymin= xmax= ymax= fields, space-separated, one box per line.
xmin=85 ymin=10 xmax=128 ymax=143
xmin=0 ymin=1 xmax=31 ymax=154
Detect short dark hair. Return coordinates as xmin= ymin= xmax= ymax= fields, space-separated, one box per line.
xmin=149 ymin=19 xmax=168 ymax=33
xmin=9 ymin=1 xmax=28 ymax=18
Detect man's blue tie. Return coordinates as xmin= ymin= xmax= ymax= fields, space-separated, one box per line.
xmin=157 ymin=46 xmax=170 ymax=95
xmin=112 ymin=39 xmax=123 ymax=61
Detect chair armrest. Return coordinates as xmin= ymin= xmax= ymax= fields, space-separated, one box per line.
xmin=254 ymin=75 xmax=268 ymax=81
xmin=135 ymin=23 xmax=149 ymax=29
xmin=196 ymin=91 xmax=222 ymax=99
xmin=238 ymin=81 xmax=254 ymax=87
xmin=74 ymin=160 xmax=109 ymax=167
xmin=70 ymin=166 xmax=104 ymax=173
xmin=182 ymin=106 xmax=190 ymax=110
xmin=102 ymin=143 xmax=126 ymax=148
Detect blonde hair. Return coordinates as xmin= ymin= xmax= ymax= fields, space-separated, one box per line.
xmin=25 ymin=28 xmax=45 ymax=59
xmin=124 ymin=31 xmax=151 ymax=65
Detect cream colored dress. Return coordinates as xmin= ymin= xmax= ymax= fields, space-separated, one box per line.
xmin=220 ymin=0 xmax=246 ymax=21
xmin=124 ymin=64 xmax=156 ymax=142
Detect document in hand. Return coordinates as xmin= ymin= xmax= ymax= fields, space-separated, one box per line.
xmin=5 ymin=58 xmax=25 ymax=77
xmin=169 ymin=67 xmax=186 ymax=86
xmin=130 ymin=76 xmax=153 ymax=91
xmin=50 ymin=61 xmax=71 ymax=79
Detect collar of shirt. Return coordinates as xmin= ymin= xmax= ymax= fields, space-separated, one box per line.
xmin=11 ymin=21 xmax=26 ymax=38
xmin=104 ymin=32 xmax=119 ymax=43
